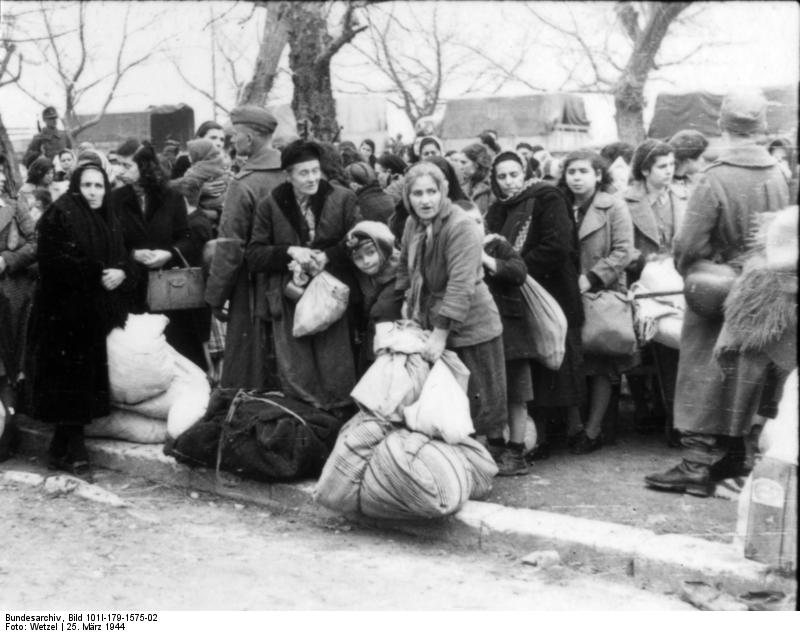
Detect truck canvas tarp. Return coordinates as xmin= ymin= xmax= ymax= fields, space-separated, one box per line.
xmin=440 ymin=94 xmax=590 ymax=140
xmin=74 ymin=104 xmax=195 ymax=151
xmin=648 ymin=86 xmax=798 ymax=139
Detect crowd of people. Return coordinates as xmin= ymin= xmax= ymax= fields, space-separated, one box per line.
xmin=0 ymin=90 xmax=795 ymax=496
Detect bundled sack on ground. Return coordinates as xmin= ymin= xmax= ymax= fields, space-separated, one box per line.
xmin=314 ymin=413 xmax=497 ymax=519
xmin=86 ymin=410 xmax=167 ymax=444
xmin=105 ymin=313 xmax=211 ymax=441
xmin=164 ymin=389 xmax=344 ymax=482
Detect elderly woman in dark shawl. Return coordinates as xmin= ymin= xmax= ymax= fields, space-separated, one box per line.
xmin=29 ymin=163 xmax=137 ymax=479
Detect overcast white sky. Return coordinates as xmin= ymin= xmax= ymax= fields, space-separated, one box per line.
xmin=1 ymin=1 xmax=798 ymax=135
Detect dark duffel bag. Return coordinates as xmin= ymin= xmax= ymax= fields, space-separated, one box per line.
xmin=164 ymin=388 xmax=344 ymax=482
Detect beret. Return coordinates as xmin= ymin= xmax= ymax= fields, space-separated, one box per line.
xmin=719 ymin=90 xmax=768 ymax=135
xmin=281 ymin=140 xmax=323 ymax=170
xmin=230 ymin=105 xmax=278 ymax=134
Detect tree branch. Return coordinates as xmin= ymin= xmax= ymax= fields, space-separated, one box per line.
xmin=170 ymin=57 xmax=231 ymax=116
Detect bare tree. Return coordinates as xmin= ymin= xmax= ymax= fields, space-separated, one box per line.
xmin=344 ymin=3 xmax=521 ymax=127
xmin=518 ymin=1 xmax=695 ymax=143
xmin=239 ymin=1 xmax=291 ymax=106
xmin=15 ymin=1 xmax=167 ymax=138
xmin=285 ymin=1 xmax=368 ymax=141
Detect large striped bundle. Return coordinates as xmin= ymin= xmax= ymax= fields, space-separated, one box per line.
xmin=314 ymin=414 xmax=497 ymax=519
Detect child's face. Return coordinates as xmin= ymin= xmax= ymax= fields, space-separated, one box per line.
xmin=352 ymin=241 xmax=382 ymax=276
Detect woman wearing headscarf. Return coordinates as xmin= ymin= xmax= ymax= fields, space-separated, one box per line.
xmin=416 ymin=136 xmax=443 ymax=161
xmin=344 ymin=220 xmax=404 ymax=375
xmin=461 ymin=143 xmax=494 ymax=217
xmin=29 ymin=163 xmax=137 ymax=479
xmin=246 ymin=140 xmax=361 ymax=413
xmin=0 ymin=161 xmax=38 ymax=460
xmin=396 ymin=161 xmax=507 ymax=457
xmin=389 ymin=156 xmax=472 ymax=244
xmin=109 ymin=141 xmax=204 ymax=369
xmin=486 ymin=150 xmax=586 ymax=461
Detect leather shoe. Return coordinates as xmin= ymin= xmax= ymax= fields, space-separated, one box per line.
xmin=570 ymin=432 xmax=603 ymax=455
xmin=645 ymin=461 xmax=715 ymax=497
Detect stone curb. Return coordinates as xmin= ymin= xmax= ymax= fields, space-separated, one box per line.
xmin=13 ymin=421 xmax=796 ymax=602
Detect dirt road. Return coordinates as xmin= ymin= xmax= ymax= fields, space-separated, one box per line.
xmin=0 ymin=459 xmax=692 ymax=610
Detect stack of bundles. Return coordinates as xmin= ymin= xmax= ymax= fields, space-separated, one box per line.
xmin=314 ymin=321 xmax=498 ymax=520
xmin=630 ymin=258 xmax=685 ymax=349
xmin=86 ymin=314 xmax=210 ymax=444
xmin=164 ymin=389 xmax=344 ymax=483
xmin=314 ymin=413 xmax=496 ymax=519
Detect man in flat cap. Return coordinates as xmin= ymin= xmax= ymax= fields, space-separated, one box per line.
xmin=646 ymin=90 xmax=790 ymax=497
xmin=204 ymin=105 xmax=283 ymax=389
xmin=23 ymin=106 xmax=73 ymax=168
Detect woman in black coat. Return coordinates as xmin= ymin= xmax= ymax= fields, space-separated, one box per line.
xmin=110 ymin=142 xmax=206 ymax=369
xmin=486 ymin=151 xmax=586 ymax=458
xmin=30 ymin=164 xmax=137 ymax=478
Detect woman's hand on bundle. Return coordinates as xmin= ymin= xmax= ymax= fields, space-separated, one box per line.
xmin=101 ymin=268 xmax=126 ymax=291
xmin=308 ymin=251 xmax=329 ymax=276
xmin=287 ymin=246 xmax=316 ymax=268
xmin=578 ymin=274 xmax=592 ymax=293
xmin=421 ymin=327 xmax=448 ymax=364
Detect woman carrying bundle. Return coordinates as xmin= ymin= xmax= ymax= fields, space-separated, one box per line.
xmin=396 ymin=161 xmax=507 ymax=461
xmin=485 ymin=150 xmax=585 ymax=460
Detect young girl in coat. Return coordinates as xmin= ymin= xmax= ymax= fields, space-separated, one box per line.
xmin=171 ymin=139 xmax=229 ymax=228
xmin=345 ymin=220 xmax=404 ymax=376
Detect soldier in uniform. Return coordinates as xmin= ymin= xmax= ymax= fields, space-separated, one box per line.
xmin=204 ymin=106 xmax=284 ymax=389
xmin=645 ymin=91 xmax=790 ymax=497
xmin=23 ymin=107 xmax=73 ymax=168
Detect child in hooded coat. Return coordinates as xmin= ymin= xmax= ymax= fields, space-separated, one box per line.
xmin=172 ymin=139 xmax=229 ymax=228
xmin=345 ymin=220 xmax=405 ymax=376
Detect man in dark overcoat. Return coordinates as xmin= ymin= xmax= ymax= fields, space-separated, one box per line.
xmin=204 ymin=106 xmax=284 ymax=389
xmin=23 ymin=107 xmax=73 ymax=168
xmin=645 ymin=91 xmax=790 ymax=496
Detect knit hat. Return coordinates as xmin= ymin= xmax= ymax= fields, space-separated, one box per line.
xmin=187 ymin=138 xmax=220 ymax=164
xmin=345 ymin=220 xmax=396 ymax=262
xmin=719 ymin=90 xmax=768 ymax=135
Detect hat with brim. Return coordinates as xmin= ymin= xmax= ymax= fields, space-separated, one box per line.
xmin=230 ymin=105 xmax=278 ymax=135
xmin=42 ymin=106 xmax=58 ymax=119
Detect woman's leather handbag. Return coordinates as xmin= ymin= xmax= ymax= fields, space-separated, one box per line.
xmin=581 ymin=290 xmax=637 ymax=356
xmin=147 ymin=249 xmax=206 ymax=311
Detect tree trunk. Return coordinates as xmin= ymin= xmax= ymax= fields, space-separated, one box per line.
xmin=0 ymin=110 xmax=23 ymax=191
xmin=613 ymin=77 xmax=647 ymax=145
xmin=239 ymin=2 xmax=290 ymax=106
xmin=286 ymin=4 xmax=340 ymax=142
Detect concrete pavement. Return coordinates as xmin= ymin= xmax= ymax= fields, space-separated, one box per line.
xmin=11 ymin=417 xmax=797 ymax=607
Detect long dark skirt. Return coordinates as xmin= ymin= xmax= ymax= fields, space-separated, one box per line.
xmin=454 ymin=335 xmax=508 ymax=436
xmin=272 ymin=294 xmax=356 ymax=411
xmin=530 ymin=326 xmax=586 ymax=408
